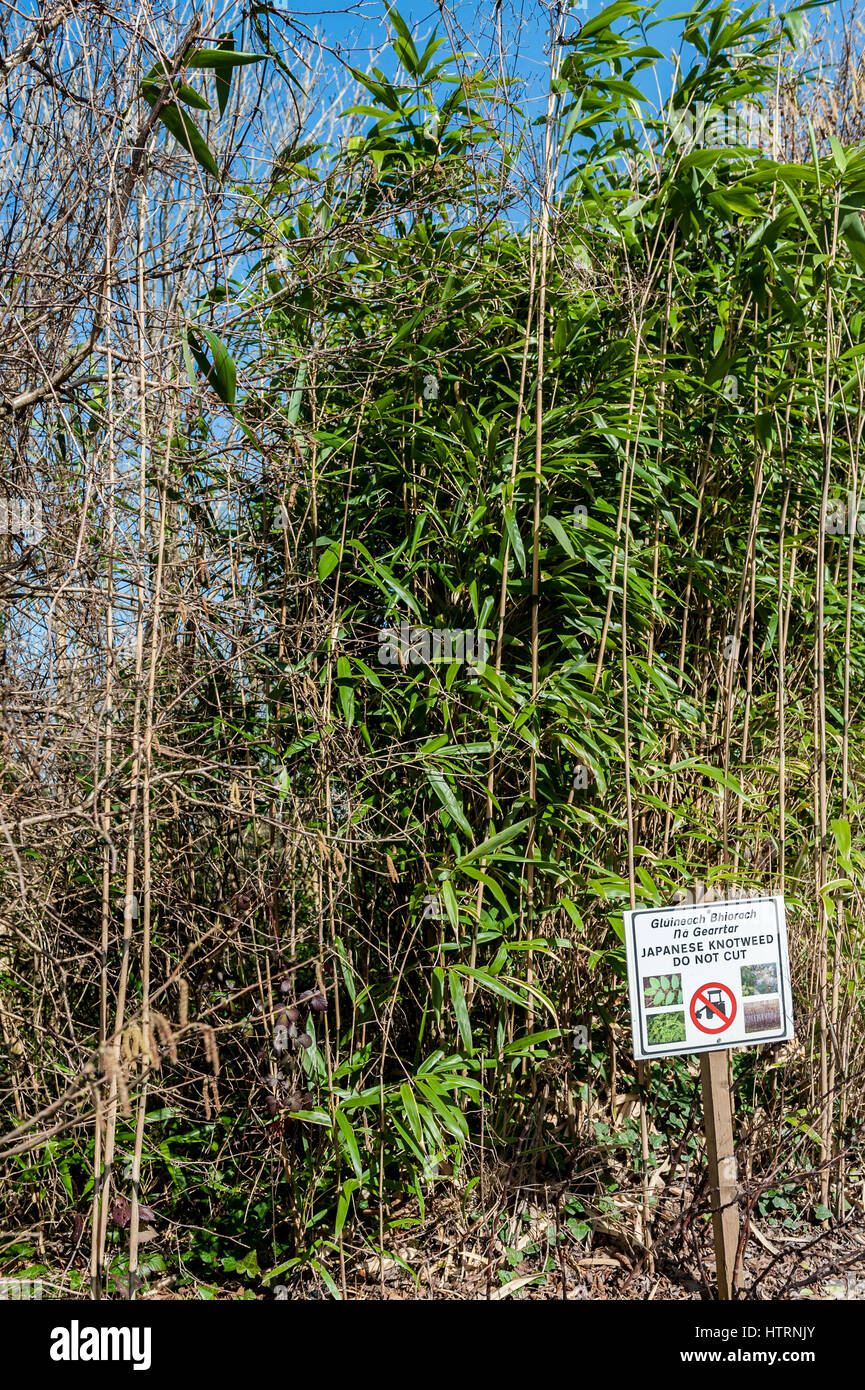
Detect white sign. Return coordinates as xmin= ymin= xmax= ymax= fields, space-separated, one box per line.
xmin=624 ymin=895 xmax=793 ymax=1060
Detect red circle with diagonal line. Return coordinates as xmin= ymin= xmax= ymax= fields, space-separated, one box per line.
xmin=689 ymin=981 xmax=737 ymax=1034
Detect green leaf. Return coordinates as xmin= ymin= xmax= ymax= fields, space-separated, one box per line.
xmin=776 ymin=172 xmax=822 ymax=250
xmin=454 ymin=818 xmax=531 ymax=866
xmin=453 ymin=966 xmax=528 ymax=1008
xmin=542 ymin=513 xmax=576 ymax=558
xmin=577 ymin=1 xmax=642 ymax=43
xmin=413 ymin=1078 xmax=468 ymax=1139
xmin=147 ymin=98 xmax=220 ymax=180
xmin=448 ymin=971 xmax=473 ymax=1052
xmin=504 ymin=505 xmax=526 ymax=572
xmin=309 ymin=1258 xmax=343 ymax=1299
xmin=186 ymin=327 xmax=236 ymax=405
xmin=181 ymin=331 xmax=199 ymax=391
xmin=784 ymin=7 xmax=810 ymax=49
xmin=335 ymin=1177 xmax=359 ymax=1237
xmin=439 ymin=878 xmax=459 ymax=933
xmin=141 ymin=78 xmax=210 ymax=110
xmin=337 ymin=655 xmax=355 ymax=727
xmin=399 ymin=1082 xmax=425 ymax=1146
xmin=502 ymin=1029 xmax=561 ymax=1055
xmin=287 ymin=360 xmax=307 ymax=426
xmin=831 ymin=817 xmax=851 ymax=861
xmin=425 ymin=769 xmax=473 ymax=838
xmin=561 ymin=898 xmax=584 ymax=933
xmin=213 ymin=34 xmax=236 ymax=116
xmin=385 ymin=5 xmax=420 ymax=74
xmin=838 ymin=195 xmax=865 ymax=271
xmin=829 ymin=135 xmax=847 ymax=174
xmin=185 ymin=48 xmax=267 ymax=70
xmin=318 ymin=542 xmax=340 ymax=581
xmin=335 ymin=1108 xmax=363 ymax=1181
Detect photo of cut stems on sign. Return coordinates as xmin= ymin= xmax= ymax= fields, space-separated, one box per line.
xmin=642 ymin=973 xmax=683 ymax=1009
xmin=744 ymin=998 xmax=782 ymax=1033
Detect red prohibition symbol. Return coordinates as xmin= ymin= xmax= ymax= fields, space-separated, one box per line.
xmin=689 ymin=981 xmax=737 ymax=1034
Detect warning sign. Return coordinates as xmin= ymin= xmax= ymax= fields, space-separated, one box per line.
xmin=624 ymin=895 xmax=793 ymax=1059
xmin=689 ymin=982 xmax=736 ymax=1034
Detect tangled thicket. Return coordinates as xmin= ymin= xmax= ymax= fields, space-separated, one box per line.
xmin=1 ymin=0 xmax=864 ymax=1299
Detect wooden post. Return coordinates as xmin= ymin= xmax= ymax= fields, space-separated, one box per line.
xmin=700 ymin=1048 xmax=740 ymax=1299
xmin=686 ymin=881 xmax=740 ymax=1299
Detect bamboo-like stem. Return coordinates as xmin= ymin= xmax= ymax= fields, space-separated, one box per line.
xmin=814 ymin=190 xmax=841 ymax=1207
xmin=525 ymin=8 xmax=562 ymax=1047
xmin=93 ymin=178 xmax=152 ymax=1290
xmin=621 ymin=391 xmax=654 ymax=1271
xmin=470 ymin=240 xmax=537 ymax=1000
xmin=128 ymin=325 xmax=176 ymax=1299
xmin=91 ymin=184 xmax=117 ymax=1300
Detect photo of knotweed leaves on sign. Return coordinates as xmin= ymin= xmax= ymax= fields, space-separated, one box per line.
xmin=642 ymin=973 xmax=683 ymax=1009
xmin=646 ymin=1011 xmax=687 ymax=1045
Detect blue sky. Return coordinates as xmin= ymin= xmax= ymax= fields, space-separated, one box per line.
xmin=288 ymin=0 xmax=690 ymax=104
xmin=271 ymin=0 xmax=829 ymax=128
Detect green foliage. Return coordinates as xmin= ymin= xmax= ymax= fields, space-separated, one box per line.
xmin=645 ymin=1012 xmax=687 ymax=1045
xmin=139 ymin=39 xmax=268 ymax=180
xmin=185 ymin=327 xmax=237 ymax=405
xmin=137 ymin=0 xmax=865 ymax=1274
xmin=5 ymin=0 xmax=864 ymax=1297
